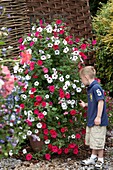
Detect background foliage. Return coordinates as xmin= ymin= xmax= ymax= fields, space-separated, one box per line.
xmin=92 ymin=0 xmax=113 ymax=95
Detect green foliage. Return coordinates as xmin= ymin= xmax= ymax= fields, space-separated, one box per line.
xmin=92 ymin=0 xmax=113 ymax=93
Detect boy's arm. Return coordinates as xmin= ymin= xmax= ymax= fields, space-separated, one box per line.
xmin=94 ymin=100 xmax=104 ymax=125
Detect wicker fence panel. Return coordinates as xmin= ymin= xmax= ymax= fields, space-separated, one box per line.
xmin=0 ymin=0 xmax=30 ymax=60
xmin=26 ymin=0 xmax=92 ymax=39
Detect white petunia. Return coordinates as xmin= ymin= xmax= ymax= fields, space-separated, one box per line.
xmin=27 ymin=36 xmax=32 ymax=41
xmin=35 ymin=129 xmax=39 ymax=134
xmin=71 ymin=100 xmax=75 ymax=105
xmin=37 ymin=27 xmax=43 ymax=32
xmin=54 ymin=40 xmax=60 ymax=45
xmin=34 ymin=81 xmax=39 ymax=86
xmin=55 ymin=50 xmax=60 ymax=55
xmin=9 ymin=123 xmax=13 ymax=127
xmin=39 ymin=50 xmax=44 ymax=54
xmin=76 ymin=87 xmax=82 ymax=93
xmin=43 ymin=111 xmax=47 ymax=116
xmin=25 ymin=75 xmax=31 ymax=80
xmin=63 ymin=85 xmax=68 ymax=90
xmin=29 ymin=90 xmax=33 ymax=94
xmin=63 ymin=47 xmax=69 ymax=53
xmin=71 ymin=134 xmax=75 ymax=139
xmin=63 ymin=39 xmax=67 ymax=45
xmin=23 ymin=149 xmax=27 ymax=154
xmin=59 ymin=76 xmax=64 ymax=82
xmin=30 ymin=117 xmax=35 ymax=122
xmin=36 ymin=122 xmax=42 ymax=128
xmin=46 ymin=25 xmax=53 ymax=33
xmin=44 ymin=74 xmax=49 ymax=79
xmin=41 ymin=55 xmax=46 ymax=60
xmin=52 ymin=74 xmax=58 ymax=80
xmin=72 ymin=56 xmax=78 ymax=61
xmin=24 ymin=110 xmax=27 ymax=116
xmin=32 ymin=26 xmax=35 ymax=30
xmin=27 ymin=130 xmax=32 ymax=136
xmin=27 ymin=49 xmax=32 ymax=54
xmin=72 ymin=84 xmax=77 ymax=89
xmin=33 ymin=38 xmax=37 ymax=42
xmin=65 ymin=75 xmax=70 ymax=79
xmin=65 ymin=80 xmax=70 ymax=86
xmin=9 ymin=150 xmax=13 ymax=156
xmin=21 ymin=94 xmax=27 ymax=99
xmin=72 ymin=50 xmax=79 ymax=55
xmin=10 ymin=114 xmax=16 ymax=121
xmin=45 ymin=139 xmax=50 ymax=144
xmin=48 ymin=43 xmax=53 ymax=47
xmin=47 ymin=77 xmax=53 ymax=83
xmin=22 ymin=135 xmax=27 ymax=139
xmin=45 ymin=94 xmax=49 ymax=99
xmin=67 ymin=100 xmax=71 ymax=104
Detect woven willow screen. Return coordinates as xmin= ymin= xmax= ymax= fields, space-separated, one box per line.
xmin=0 ymin=0 xmax=30 ymax=59
xmin=26 ymin=0 xmax=92 ymax=39
xmin=0 ymin=0 xmax=93 ymax=63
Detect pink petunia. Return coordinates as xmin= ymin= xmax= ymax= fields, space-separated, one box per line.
xmin=43 ymin=67 xmax=48 ymax=73
xmin=19 ymin=44 xmax=25 ymax=50
xmin=18 ymin=37 xmax=23 ymax=43
xmin=49 ymin=85 xmax=55 ymax=92
xmin=30 ymin=41 xmax=34 ymax=47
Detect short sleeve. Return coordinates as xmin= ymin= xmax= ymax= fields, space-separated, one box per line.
xmin=93 ymin=85 xmax=104 ymax=102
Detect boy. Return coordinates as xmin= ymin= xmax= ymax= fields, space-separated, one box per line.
xmin=79 ymin=66 xmax=108 ymax=169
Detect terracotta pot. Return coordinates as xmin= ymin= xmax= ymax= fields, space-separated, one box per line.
xmin=29 ymin=136 xmax=43 ymax=152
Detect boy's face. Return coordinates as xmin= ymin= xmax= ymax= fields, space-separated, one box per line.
xmin=80 ymin=75 xmax=89 ymax=86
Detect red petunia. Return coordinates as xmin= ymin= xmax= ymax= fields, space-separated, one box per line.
xmin=45 ymin=153 xmax=51 ymax=160
xmin=34 ymin=109 xmax=39 ymax=115
xmin=43 ymin=129 xmax=48 ymax=135
xmin=20 ymin=103 xmax=25 ymax=109
xmin=51 ymin=145 xmax=58 ymax=153
xmin=53 ymin=45 xmax=59 ymax=50
xmin=56 ymin=19 xmax=62 ymax=25
xmin=76 ymin=133 xmax=81 ymax=139
xmin=70 ymin=110 xmax=76 ymax=116
xmin=30 ymin=94 xmax=34 ymax=98
xmin=26 ymin=153 xmax=32 ymax=161
xmin=37 ymin=60 xmax=43 ymax=66
xmin=36 ymin=95 xmax=42 ymax=102
xmin=41 ymin=101 xmax=46 ymax=107
xmin=64 ymin=148 xmax=69 ymax=154
xmin=73 ymin=148 xmax=78 ymax=155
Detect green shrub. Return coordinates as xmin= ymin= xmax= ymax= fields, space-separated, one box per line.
xmin=92 ymin=0 xmax=113 ymax=94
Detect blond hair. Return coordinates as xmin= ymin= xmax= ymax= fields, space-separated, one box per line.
xmin=79 ymin=66 xmax=96 ymax=79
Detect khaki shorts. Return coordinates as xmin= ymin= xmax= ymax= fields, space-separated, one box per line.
xmin=85 ymin=126 xmax=107 ymax=149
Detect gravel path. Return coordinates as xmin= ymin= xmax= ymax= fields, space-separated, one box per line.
xmin=0 ymin=131 xmax=113 ymax=170
xmin=0 ymin=146 xmax=113 ymax=170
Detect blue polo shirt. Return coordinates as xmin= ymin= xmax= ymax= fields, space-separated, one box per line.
xmin=87 ymin=80 xmax=108 ymax=127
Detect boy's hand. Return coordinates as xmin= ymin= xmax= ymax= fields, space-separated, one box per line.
xmin=94 ymin=116 xmax=101 ymax=125
xmin=79 ymin=100 xmax=87 ymax=108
